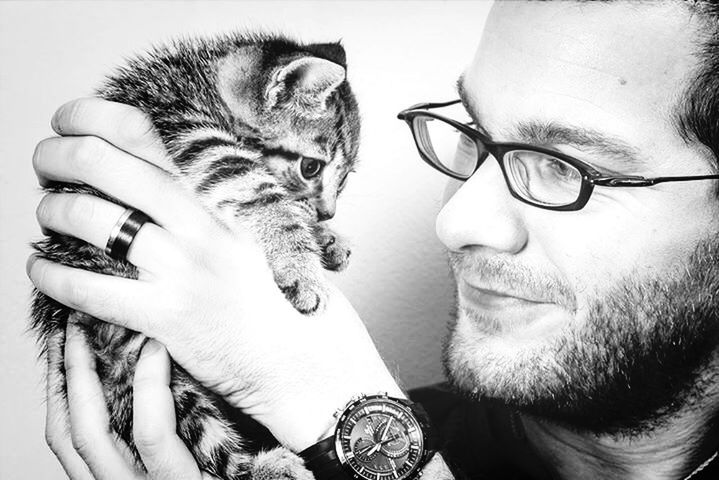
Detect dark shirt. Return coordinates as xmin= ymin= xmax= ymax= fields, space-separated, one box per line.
xmin=409 ymin=383 xmax=719 ymax=480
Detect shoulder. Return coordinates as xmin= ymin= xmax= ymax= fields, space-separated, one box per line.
xmin=408 ymin=383 xmax=498 ymax=479
xmin=408 ymin=382 xmax=502 ymax=444
xmin=408 ymin=383 xmax=552 ymax=480
xmin=409 ymin=382 xmax=492 ymax=444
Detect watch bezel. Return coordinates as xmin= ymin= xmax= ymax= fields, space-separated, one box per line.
xmin=333 ymin=394 xmax=430 ymax=480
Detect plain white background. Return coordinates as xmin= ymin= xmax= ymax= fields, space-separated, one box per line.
xmin=0 ymin=1 xmax=492 ymax=478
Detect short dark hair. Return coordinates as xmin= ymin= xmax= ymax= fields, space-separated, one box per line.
xmin=675 ymin=1 xmax=719 ymax=173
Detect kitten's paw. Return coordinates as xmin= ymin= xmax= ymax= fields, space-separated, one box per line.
xmin=250 ymin=447 xmax=316 ymax=480
xmin=277 ymin=268 xmax=327 ymax=315
xmin=319 ymin=232 xmax=351 ymax=272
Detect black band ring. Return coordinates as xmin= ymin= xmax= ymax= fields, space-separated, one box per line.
xmin=104 ymin=208 xmax=153 ymax=261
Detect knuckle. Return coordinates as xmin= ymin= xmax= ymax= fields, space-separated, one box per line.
xmin=69 ymin=428 xmax=94 ymax=459
xmin=63 ymin=278 xmax=88 ymax=310
xmin=118 ymin=106 xmax=156 ymax=145
xmin=71 ymin=136 xmax=103 ymax=172
xmin=165 ymin=244 xmax=194 ymax=274
xmin=44 ymin=427 xmax=61 ymax=455
xmin=65 ymin=195 xmax=96 ymax=229
xmin=133 ymin=424 xmax=166 ymax=454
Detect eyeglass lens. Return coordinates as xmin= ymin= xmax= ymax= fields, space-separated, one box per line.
xmin=412 ymin=116 xmax=583 ymax=207
xmin=413 ymin=116 xmax=479 ymax=178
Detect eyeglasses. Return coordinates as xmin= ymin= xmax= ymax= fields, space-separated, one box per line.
xmin=397 ymin=100 xmax=719 ymax=211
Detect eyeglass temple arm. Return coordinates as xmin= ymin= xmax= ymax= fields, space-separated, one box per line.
xmin=592 ymin=174 xmax=719 ymax=187
xmin=397 ymin=99 xmax=462 ymax=119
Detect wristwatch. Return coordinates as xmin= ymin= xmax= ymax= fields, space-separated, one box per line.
xmin=299 ymin=393 xmax=437 ymax=480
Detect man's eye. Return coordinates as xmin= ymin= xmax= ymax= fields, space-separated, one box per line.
xmin=540 ymin=156 xmax=579 ymax=181
xmin=300 ymin=157 xmax=325 ymax=179
xmin=547 ymin=158 xmax=572 ymax=176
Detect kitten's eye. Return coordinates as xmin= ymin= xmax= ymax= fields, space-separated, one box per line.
xmin=300 ymin=157 xmax=325 ymax=179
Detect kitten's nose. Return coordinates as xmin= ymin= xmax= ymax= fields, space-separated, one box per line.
xmin=317 ymin=208 xmax=335 ymax=221
xmin=316 ymin=197 xmax=336 ymax=221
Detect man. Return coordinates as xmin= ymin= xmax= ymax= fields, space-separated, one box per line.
xmin=29 ymin=1 xmax=719 ymax=479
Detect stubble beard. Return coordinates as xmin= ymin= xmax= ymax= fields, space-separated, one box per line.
xmin=443 ymin=239 xmax=719 ymax=436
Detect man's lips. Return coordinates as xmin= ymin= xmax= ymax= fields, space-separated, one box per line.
xmin=458 ymin=280 xmax=568 ymax=337
xmin=459 ymin=280 xmax=553 ymax=310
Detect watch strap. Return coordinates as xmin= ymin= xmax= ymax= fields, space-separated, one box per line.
xmin=300 ymin=436 xmax=350 ymax=480
xmin=404 ymin=400 xmax=440 ymax=456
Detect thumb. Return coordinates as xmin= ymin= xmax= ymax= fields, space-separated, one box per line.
xmin=133 ymin=339 xmax=204 ymax=480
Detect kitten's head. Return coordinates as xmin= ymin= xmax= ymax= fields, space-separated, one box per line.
xmin=218 ymin=37 xmax=360 ymax=221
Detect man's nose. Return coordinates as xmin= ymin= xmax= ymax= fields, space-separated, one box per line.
xmin=436 ymin=157 xmax=528 ymax=253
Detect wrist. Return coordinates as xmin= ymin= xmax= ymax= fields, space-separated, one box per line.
xmin=267 ymin=376 xmax=406 ymax=452
xmin=299 ymin=393 xmax=439 ymax=480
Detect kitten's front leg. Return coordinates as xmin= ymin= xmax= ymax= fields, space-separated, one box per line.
xmin=314 ymin=223 xmax=351 ymax=272
xmin=215 ymin=192 xmax=329 ymax=315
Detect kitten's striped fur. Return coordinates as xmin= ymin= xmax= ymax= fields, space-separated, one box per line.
xmin=32 ymin=33 xmax=360 ymax=479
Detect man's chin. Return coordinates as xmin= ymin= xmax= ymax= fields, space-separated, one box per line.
xmin=443 ymin=307 xmax=574 ymax=403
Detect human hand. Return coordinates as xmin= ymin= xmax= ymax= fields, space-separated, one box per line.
xmin=30 ymin=97 xmax=404 ymax=452
xmin=46 ymin=321 xmax=219 ymax=480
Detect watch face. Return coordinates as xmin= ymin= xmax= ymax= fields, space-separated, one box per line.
xmin=335 ymin=397 xmax=425 ymax=480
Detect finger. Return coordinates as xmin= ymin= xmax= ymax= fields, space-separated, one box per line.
xmin=36 ymin=192 xmax=180 ymax=274
xmin=28 ymin=256 xmax=156 ymax=334
xmin=64 ymin=321 xmax=142 ymax=480
xmin=51 ymin=97 xmax=175 ymax=174
xmin=45 ymin=325 xmax=95 ymax=480
xmin=133 ymin=340 xmax=203 ymax=480
xmin=33 ymin=135 xmax=213 ymax=236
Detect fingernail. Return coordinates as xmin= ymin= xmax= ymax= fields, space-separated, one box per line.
xmin=50 ymin=106 xmax=63 ymax=133
xmin=73 ymin=313 xmax=94 ymax=326
xmin=66 ymin=320 xmax=80 ymax=335
xmin=65 ymin=320 xmax=85 ymax=344
xmin=141 ymin=339 xmax=163 ymax=358
xmin=26 ymin=254 xmax=39 ymax=278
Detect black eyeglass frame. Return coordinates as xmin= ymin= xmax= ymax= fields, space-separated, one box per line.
xmin=397 ymin=99 xmax=719 ymax=211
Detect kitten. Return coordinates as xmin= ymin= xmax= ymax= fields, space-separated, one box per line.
xmin=32 ymin=33 xmax=360 ymax=480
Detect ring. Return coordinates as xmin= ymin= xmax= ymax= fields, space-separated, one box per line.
xmin=105 ymin=208 xmax=152 ymax=261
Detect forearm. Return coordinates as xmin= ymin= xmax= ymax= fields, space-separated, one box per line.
xmin=271 ymin=374 xmax=407 ymax=453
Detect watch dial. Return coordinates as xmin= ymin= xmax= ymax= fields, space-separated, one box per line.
xmin=336 ymin=398 xmax=425 ymax=480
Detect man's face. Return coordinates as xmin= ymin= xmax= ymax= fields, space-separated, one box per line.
xmin=439 ymin=1 xmax=719 ymax=432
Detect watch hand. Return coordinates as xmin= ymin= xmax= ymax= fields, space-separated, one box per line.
xmin=367 ymin=443 xmax=382 ymax=456
xmin=378 ymin=434 xmax=401 ymax=447
xmin=380 ymin=418 xmax=392 ymax=442
xmin=357 ymin=441 xmax=378 ymax=456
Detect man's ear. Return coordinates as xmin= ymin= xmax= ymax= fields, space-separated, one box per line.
xmin=265 ymin=57 xmax=346 ymax=114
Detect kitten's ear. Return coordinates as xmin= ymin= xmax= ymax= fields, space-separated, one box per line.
xmin=306 ymin=42 xmax=347 ymax=67
xmin=217 ymin=46 xmax=264 ymax=122
xmin=266 ymin=57 xmax=346 ymax=114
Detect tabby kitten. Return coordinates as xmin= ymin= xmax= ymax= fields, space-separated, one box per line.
xmin=32 ymin=33 xmax=360 ymax=480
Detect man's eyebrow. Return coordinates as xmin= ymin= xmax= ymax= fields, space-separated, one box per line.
xmin=513 ymin=121 xmax=645 ymax=168
xmin=456 ymin=75 xmax=645 ymax=169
